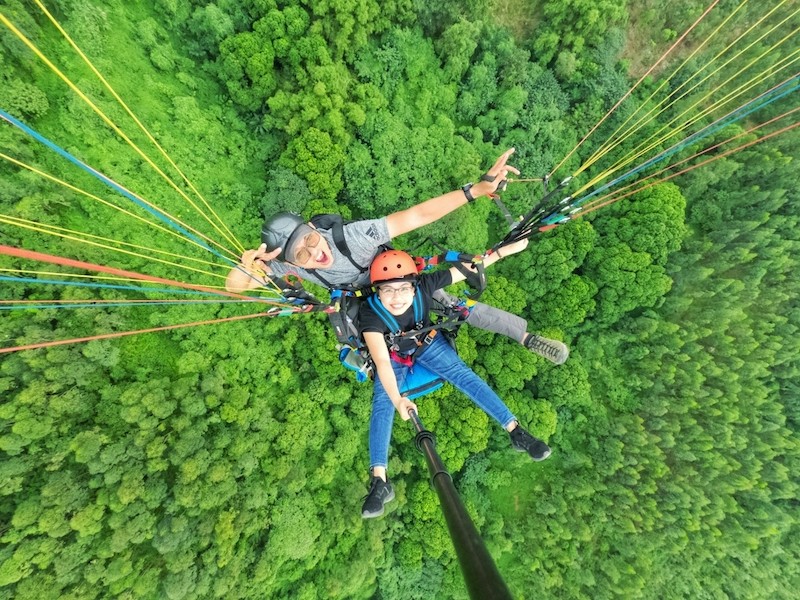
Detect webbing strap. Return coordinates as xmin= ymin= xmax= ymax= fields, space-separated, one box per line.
xmin=412 ymin=287 xmax=424 ymax=323
xmin=331 ymin=222 xmax=366 ymax=272
xmin=367 ymin=288 xmax=431 ymax=353
xmin=367 ymin=293 xmax=402 ymax=333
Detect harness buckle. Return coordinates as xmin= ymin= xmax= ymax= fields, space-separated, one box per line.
xmin=422 ymin=330 xmax=438 ymax=345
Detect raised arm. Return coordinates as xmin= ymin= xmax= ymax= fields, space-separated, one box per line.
xmin=363 ymin=331 xmax=417 ymax=421
xmin=386 ymin=148 xmax=520 ymax=239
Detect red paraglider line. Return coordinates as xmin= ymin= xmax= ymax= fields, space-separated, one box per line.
xmin=574 ymin=119 xmax=800 ymax=218
xmin=0 ymin=245 xmax=274 ymax=303
xmin=578 ymin=106 xmax=800 ymax=213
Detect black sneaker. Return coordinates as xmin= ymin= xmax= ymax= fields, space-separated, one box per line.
xmin=525 ymin=334 xmax=569 ymax=365
xmin=510 ymin=426 xmax=552 ymax=461
xmin=361 ymin=476 xmax=395 ymax=518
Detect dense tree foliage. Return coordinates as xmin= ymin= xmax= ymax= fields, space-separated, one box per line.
xmin=1 ymin=1 xmax=797 ymax=599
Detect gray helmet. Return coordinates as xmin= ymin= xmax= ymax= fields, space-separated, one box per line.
xmin=261 ymin=212 xmax=313 ymax=262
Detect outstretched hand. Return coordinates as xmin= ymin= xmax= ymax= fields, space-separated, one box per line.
xmin=473 ymin=148 xmax=521 ymax=197
xmin=497 ymin=238 xmax=529 ymax=258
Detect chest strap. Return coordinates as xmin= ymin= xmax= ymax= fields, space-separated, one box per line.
xmin=367 ymin=288 xmax=428 ymax=352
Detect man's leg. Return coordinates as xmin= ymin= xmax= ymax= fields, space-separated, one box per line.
xmin=432 ymin=290 xmax=569 ymax=365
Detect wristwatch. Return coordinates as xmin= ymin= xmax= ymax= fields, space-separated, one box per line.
xmin=462 ymin=183 xmax=475 ymax=203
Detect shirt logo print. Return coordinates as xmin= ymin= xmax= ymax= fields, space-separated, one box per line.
xmin=365 ymin=225 xmax=380 ymax=240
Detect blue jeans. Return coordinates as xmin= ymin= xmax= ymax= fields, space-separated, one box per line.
xmin=369 ymin=334 xmax=517 ymax=469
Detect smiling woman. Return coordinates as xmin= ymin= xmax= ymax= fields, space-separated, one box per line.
xmin=376 ymin=282 xmax=415 ymax=298
xmin=358 ymin=248 xmax=552 ymax=518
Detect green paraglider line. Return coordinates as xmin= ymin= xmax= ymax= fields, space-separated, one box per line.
xmin=556 ymin=73 xmax=800 ymax=218
xmin=0 ymin=109 xmax=232 ymax=263
xmin=550 ymin=0 xmax=723 ymax=177
xmin=0 ymin=299 xmax=259 ymax=311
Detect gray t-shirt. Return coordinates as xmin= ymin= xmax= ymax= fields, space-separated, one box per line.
xmin=267 ymin=217 xmax=391 ymax=289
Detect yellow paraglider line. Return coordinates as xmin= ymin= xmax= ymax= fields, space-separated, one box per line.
xmin=573 ymin=43 xmax=800 ymax=198
xmin=578 ymin=0 xmax=756 ymax=174
xmin=549 ymin=0 xmax=723 ymax=178
xmin=0 ymin=214 xmax=231 ymax=281
xmin=30 ymin=0 xmax=246 ymax=255
xmin=0 ymin=11 xmax=241 ymax=261
xmin=575 ymin=111 xmax=800 ymax=217
xmin=0 ymin=152 xmax=226 ymax=260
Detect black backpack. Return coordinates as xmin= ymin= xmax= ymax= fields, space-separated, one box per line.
xmin=308 ymin=213 xmax=389 ymax=349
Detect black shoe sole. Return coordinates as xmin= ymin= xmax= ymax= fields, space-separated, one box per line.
xmin=512 ymin=445 xmax=552 ymax=462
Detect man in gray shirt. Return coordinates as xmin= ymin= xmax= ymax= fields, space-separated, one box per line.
xmin=225 ymin=148 xmax=568 ymax=364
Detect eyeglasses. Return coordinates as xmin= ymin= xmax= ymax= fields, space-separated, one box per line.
xmin=377 ymin=284 xmax=415 ymax=297
xmin=293 ymin=231 xmax=322 ymax=265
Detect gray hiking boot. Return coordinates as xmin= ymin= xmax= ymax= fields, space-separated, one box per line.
xmin=525 ymin=334 xmax=569 ymax=365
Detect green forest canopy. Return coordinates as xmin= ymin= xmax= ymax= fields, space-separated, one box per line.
xmin=0 ymin=0 xmax=797 ymax=598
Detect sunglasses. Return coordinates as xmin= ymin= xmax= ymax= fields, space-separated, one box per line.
xmin=292 ymin=231 xmax=322 ymax=264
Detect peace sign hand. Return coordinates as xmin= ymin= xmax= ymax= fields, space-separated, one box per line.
xmin=473 ymin=148 xmax=520 ymax=197
xmin=241 ymin=244 xmax=280 ymax=272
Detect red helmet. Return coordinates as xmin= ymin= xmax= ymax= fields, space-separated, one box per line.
xmin=370 ymin=250 xmax=418 ymax=284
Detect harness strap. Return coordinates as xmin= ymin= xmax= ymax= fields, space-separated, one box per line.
xmin=306 ymin=268 xmax=334 ymax=289
xmin=390 ymin=351 xmax=414 ymax=367
xmin=330 ymin=222 xmax=366 ymax=272
xmin=414 ymin=248 xmax=487 ymax=301
xmin=411 ymin=286 xmax=424 ymax=322
xmin=272 ymin=275 xmax=322 ymax=305
xmin=367 ymin=288 xmax=431 ymax=354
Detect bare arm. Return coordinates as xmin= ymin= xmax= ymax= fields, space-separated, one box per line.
xmin=447 ymin=238 xmax=530 ymax=285
xmin=386 ymin=148 xmax=520 ymax=238
xmin=363 ymin=331 xmax=417 ymax=421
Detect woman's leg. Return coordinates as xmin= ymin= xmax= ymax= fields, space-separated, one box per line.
xmin=415 ymin=336 xmax=552 ymax=461
xmin=369 ymin=378 xmax=395 ymax=473
xmin=368 ymin=360 xmax=409 ymax=473
xmin=415 ymin=335 xmax=516 ymax=429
